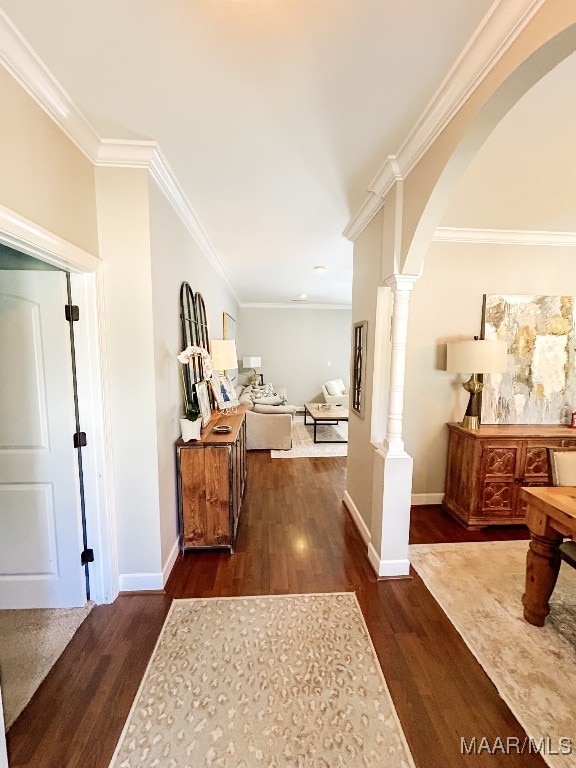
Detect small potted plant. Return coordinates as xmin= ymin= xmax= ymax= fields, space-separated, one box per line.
xmin=180 ymin=398 xmax=201 ymax=442
xmin=177 ymin=346 xmax=207 ymax=441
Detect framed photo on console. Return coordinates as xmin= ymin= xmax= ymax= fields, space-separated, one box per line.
xmin=210 ymin=374 xmax=239 ymax=410
xmin=195 ymin=380 xmax=212 ymax=427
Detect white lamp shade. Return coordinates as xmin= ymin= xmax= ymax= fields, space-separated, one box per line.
xmin=210 ymin=339 xmax=238 ymax=371
xmin=446 ymin=339 xmax=507 ymax=374
xmin=242 ymin=356 xmax=261 ymax=369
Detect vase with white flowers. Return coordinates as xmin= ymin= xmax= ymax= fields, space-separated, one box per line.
xmin=177 ymin=346 xmax=211 ymax=441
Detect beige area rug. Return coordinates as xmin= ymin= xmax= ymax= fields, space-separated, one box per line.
xmin=108 ymin=593 xmax=415 ymax=768
xmin=410 ymin=541 xmax=576 ymax=768
xmin=0 ymin=602 xmax=93 ymax=730
xmin=271 ymin=415 xmax=348 ymax=458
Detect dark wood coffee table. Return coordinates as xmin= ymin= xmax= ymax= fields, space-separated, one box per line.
xmin=303 ymin=402 xmax=349 ymax=443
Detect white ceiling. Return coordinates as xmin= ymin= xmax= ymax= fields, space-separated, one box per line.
xmin=3 ymin=0 xmax=567 ymax=305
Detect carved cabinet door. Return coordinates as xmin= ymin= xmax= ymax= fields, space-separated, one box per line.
xmin=479 ymin=441 xmax=522 ymax=519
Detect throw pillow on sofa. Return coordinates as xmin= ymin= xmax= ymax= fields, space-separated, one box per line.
xmin=238 ymin=388 xmax=255 ymax=408
xmin=250 ymin=383 xmax=276 ymax=398
xmin=324 ymin=378 xmax=346 ymax=396
xmin=237 ymin=382 xmax=289 ymax=409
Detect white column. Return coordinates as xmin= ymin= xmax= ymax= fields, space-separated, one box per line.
xmin=386 ymin=275 xmax=418 ymax=452
xmin=368 ymin=274 xmax=418 ymax=577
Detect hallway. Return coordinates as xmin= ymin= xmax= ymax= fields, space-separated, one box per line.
xmin=6 ymin=453 xmax=542 ymax=768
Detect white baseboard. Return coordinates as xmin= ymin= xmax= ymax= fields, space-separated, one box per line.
xmin=119 ymin=539 xmax=180 ymax=593
xmin=411 ymin=493 xmax=444 ymax=506
xmin=118 ymin=572 xmax=164 ymax=592
xmin=367 ymin=543 xmax=411 ymax=578
xmin=162 ymin=538 xmax=180 ymax=586
xmin=345 ymin=492 xmax=411 ymax=579
xmin=342 ymin=491 xmax=371 ymax=545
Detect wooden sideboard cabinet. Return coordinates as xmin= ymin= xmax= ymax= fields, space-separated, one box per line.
xmin=176 ymin=410 xmax=247 ymax=550
xmin=443 ymin=423 xmax=576 ymax=528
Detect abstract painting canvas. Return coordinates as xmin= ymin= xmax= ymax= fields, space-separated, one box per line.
xmin=481 ymin=294 xmax=576 ymax=424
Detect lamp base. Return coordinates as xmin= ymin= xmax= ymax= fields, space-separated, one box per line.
xmin=461 ymin=415 xmax=480 ymax=430
xmin=461 ymin=375 xmax=483 ymax=430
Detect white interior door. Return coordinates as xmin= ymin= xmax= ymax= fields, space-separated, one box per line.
xmin=0 ymin=271 xmax=86 ymax=608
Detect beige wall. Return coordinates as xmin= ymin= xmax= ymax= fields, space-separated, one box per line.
xmin=148 ymin=182 xmax=239 ymax=570
xmin=399 ymin=4 xmax=576 ymax=275
xmin=95 ymin=167 xmax=163 ymax=585
xmin=346 ymin=208 xmax=384 ymax=529
xmin=0 ymin=67 xmax=98 ymax=255
xmin=238 ymin=307 xmax=351 ymax=406
xmin=406 ymin=241 xmax=576 ymax=497
xmin=0 ymin=60 xmax=242 ymax=589
xmin=347 ymin=6 xmax=576 ymax=523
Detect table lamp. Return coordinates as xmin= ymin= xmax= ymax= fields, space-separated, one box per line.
xmin=242 ymin=356 xmax=262 ymax=385
xmin=210 ymin=339 xmax=238 ymax=374
xmin=446 ymin=336 xmax=507 ymax=429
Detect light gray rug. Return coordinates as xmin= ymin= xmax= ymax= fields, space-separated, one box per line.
xmin=108 ymin=593 xmax=415 ymax=768
xmin=271 ymin=415 xmax=348 ymax=458
xmin=0 ymin=602 xmax=93 ymax=730
xmin=410 ymin=540 xmax=576 ymax=768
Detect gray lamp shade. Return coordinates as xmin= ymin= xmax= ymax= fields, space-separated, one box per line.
xmin=242 ymin=356 xmax=261 ymax=369
xmin=446 ymin=339 xmax=507 ymax=374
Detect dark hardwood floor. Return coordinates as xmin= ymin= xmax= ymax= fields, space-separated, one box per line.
xmin=6 ymin=452 xmax=544 ymax=767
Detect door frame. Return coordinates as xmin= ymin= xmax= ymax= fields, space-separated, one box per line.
xmin=0 ymin=203 xmax=118 ymax=605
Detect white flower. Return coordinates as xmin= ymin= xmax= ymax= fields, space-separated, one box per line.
xmin=177 ymin=345 xmax=203 ymax=364
xmin=177 ymin=346 xmax=213 ymax=380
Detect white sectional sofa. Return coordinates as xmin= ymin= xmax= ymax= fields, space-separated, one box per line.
xmin=234 ymin=382 xmax=297 ymax=450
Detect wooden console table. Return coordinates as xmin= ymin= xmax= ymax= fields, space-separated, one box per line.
xmin=176 ymin=409 xmax=246 ymax=551
xmin=443 ymin=423 xmax=576 ymax=528
xmin=521 ymin=486 xmax=576 ymax=626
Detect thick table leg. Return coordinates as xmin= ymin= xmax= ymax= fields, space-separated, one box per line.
xmin=522 ymin=532 xmax=562 ymax=626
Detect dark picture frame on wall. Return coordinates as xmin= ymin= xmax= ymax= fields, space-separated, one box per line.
xmin=351 ymin=320 xmax=367 ymax=417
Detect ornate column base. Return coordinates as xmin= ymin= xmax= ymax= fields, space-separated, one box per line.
xmin=369 ymin=444 xmax=413 ymax=578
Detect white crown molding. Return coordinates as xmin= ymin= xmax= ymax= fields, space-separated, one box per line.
xmin=0 ymin=8 xmax=101 ymax=160
xmin=148 ymin=149 xmax=240 ymax=302
xmin=0 ymin=9 xmax=239 ymax=302
xmin=95 ymin=139 xmax=158 ymax=167
xmin=343 ymin=193 xmax=384 ymax=241
xmin=344 ymin=0 xmax=547 ymax=241
xmin=368 ymin=155 xmax=403 ymax=199
xmin=240 ymin=302 xmax=352 ymax=310
xmin=343 ymin=157 xmax=402 ymax=241
xmin=433 ymin=226 xmax=576 ymax=247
